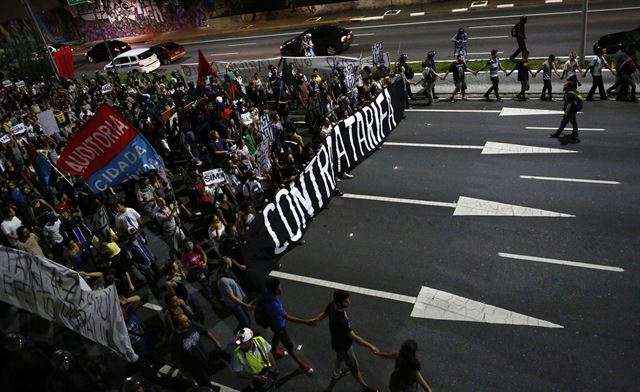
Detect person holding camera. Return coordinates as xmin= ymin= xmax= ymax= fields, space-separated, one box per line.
xmin=232 ymin=328 xmax=278 ymax=391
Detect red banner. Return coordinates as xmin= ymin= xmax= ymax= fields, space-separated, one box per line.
xmin=56 ymin=104 xmax=138 ymax=178
xmin=53 ymin=47 xmax=75 ymax=79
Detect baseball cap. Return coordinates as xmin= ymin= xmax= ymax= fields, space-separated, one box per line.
xmin=235 ymin=327 xmax=254 ymax=345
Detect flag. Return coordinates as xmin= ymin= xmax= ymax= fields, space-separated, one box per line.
xmin=197 ymin=49 xmax=216 ymax=86
xmin=229 ymin=79 xmax=237 ymax=101
xmin=22 ymin=141 xmax=52 ymax=190
xmin=53 ymin=47 xmax=74 ymax=79
xmin=56 ymin=104 xmax=163 ymax=193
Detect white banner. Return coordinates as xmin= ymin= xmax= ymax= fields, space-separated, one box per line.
xmin=0 ymin=247 xmax=138 ymax=362
xmin=258 ymin=112 xmax=272 ymax=141
xmin=372 ymin=42 xmax=384 ymax=66
xmin=11 ymin=123 xmax=27 ymax=135
xmin=240 ymin=112 xmax=252 ymax=126
xmin=15 ymin=80 xmax=26 ymax=88
xmin=202 ymin=168 xmax=226 ymax=186
xmin=2 ymin=80 xmax=12 ymax=87
xmin=0 ymin=134 xmax=11 ymax=144
xmin=36 ymin=110 xmax=60 ymax=136
xmin=101 ymin=83 xmax=113 ymax=94
xmin=256 ymin=138 xmax=272 ymax=176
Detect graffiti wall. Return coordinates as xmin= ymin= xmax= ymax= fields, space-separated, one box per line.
xmin=73 ymin=0 xmax=212 ymax=41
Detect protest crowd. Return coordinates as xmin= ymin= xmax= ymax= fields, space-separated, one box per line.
xmin=0 ymin=17 xmax=637 ymax=391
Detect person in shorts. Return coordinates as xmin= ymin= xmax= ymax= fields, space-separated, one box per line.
xmin=442 ymin=54 xmax=476 ymax=102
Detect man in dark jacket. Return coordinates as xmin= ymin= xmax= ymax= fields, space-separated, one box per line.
xmin=549 ymin=82 xmax=581 ymax=139
xmin=509 ymin=16 xmax=528 ymax=60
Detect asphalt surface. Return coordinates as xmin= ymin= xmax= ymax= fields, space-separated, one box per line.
xmin=72 ymin=0 xmax=640 ymax=75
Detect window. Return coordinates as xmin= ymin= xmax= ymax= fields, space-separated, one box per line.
xmin=137 ymin=50 xmax=154 ymax=60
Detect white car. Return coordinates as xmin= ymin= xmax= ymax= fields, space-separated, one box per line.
xmin=104 ymin=48 xmax=160 ymax=74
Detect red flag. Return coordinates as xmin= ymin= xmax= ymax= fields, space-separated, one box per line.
xmin=229 ymin=79 xmax=237 ymax=101
xmin=53 ymin=47 xmax=74 ymax=79
xmin=197 ymin=49 xmax=216 ymax=86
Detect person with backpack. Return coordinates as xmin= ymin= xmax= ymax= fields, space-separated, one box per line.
xmin=397 ymin=54 xmax=415 ymax=101
xmin=584 ymin=48 xmax=615 ymax=101
xmin=549 ymin=82 xmax=583 ymax=139
xmin=509 ymin=16 xmax=528 ymax=60
xmin=475 ymin=49 xmax=507 ymax=101
xmin=414 ymin=62 xmax=439 ymax=105
xmin=422 ymin=51 xmax=439 ymax=100
xmin=617 ymin=46 xmax=638 ymax=102
xmin=255 ymin=277 xmax=314 ymax=375
xmin=375 ymin=339 xmax=433 ymax=392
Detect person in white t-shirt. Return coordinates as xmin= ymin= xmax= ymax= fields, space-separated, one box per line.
xmin=1 ymin=206 xmax=22 ymax=246
xmin=114 ymin=201 xmax=143 ymax=237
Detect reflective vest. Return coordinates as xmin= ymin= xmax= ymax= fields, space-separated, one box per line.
xmin=234 ymin=336 xmax=271 ymax=375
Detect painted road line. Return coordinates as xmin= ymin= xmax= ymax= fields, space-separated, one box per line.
xmin=467 ymin=51 xmax=504 ymax=55
xmin=343 ymin=193 xmax=574 ymax=217
xmin=481 ymin=142 xmax=577 ymax=154
xmin=270 ymin=271 xmax=417 ymax=304
xmin=209 ymin=52 xmax=239 ymax=56
xmin=500 ymin=107 xmax=565 ymax=116
xmin=470 ymin=1 xmax=488 ymax=7
xmin=526 ymin=126 xmax=605 ymax=132
xmin=546 ymin=0 xmax=563 ymax=3
xmin=519 ymin=175 xmax=620 ymax=185
xmin=497 ymin=3 xmax=515 ymax=8
xmin=385 ymin=142 xmax=483 ymax=150
xmin=469 ymin=24 xmax=513 ymax=29
xmin=350 ymin=43 xmax=361 ymax=47
xmin=411 ymin=286 xmax=563 ymax=328
xmin=453 ymin=196 xmax=574 ymax=217
xmin=228 ymin=42 xmax=257 ymax=47
xmin=498 ymin=252 xmax=624 ymax=272
xmin=410 ymin=12 xmax=425 ymax=16
xmin=352 ymin=16 xmax=385 ymax=22
xmin=385 ymin=141 xmax=577 ymax=155
xmin=272 ymin=271 xmax=562 ymax=327
xmin=356 ymin=33 xmax=376 ymax=36
xmin=406 ymin=108 xmax=501 ymax=113
xmin=452 ymin=8 xmax=469 ymax=12
xmin=342 ymin=193 xmax=458 ymax=208
xmin=469 ymin=35 xmax=510 ymax=40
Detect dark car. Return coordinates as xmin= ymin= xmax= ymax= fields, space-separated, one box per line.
xmin=150 ymin=42 xmax=186 ymax=65
xmin=593 ymin=26 xmax=640 ymax=53
xmin=280 ymin=25 xmax=353 ymax=56
xmin=85 ymin=40 xmax=131 ymax=63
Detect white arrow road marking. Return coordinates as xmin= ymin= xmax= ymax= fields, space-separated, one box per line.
xmin=520 ymin=175 xmax=620 ymax=185
xmin=410 ymin=12 xmax=425 ymax=16
xmin=526 ymin=126 xmax=605 ymax=132
xmin=498 ymin=252 xmax=624 ymax=272
xmin=411 ymin=286 xmax=563 ymax=328
xmin=385 ymin=141 xmax=578 ymax=154
xmin=271 ymin=272 xmax=561 ymax=328
xmin=453 ymin=196 xmax=574 ymax=217
xmin=481 ymin=141 xmax=578 ymax=154
xmin=342 ymin=193 xmax=574 ymax=217
xmin=469 ymin=24 xmax=513 ymax=29
xmin=406 ymin=108 xmax=501 ymax=113
xmin=500 ymin=107 xmax=566 ymax=116
xmin=497 ymin=4 xmax=515 ymax=8
xmin=469 ymin=35 xmax=509 ymax=39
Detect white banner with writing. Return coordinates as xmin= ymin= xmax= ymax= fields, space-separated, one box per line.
xmin=0 ymin=247 xmax=138 ymax=362
xmin=202 ymin=168 xmax=226 ymax=186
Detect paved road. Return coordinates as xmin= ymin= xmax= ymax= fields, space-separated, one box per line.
xmin=73 ymin=0 xmax=640 ymax=76
xmin=251 ymin=98 xmax=640 ymax=391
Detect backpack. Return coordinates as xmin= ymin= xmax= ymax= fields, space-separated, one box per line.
xmin=404 ymin=66 xmax=414 ymax=79
xmin=511 ymin=24 xmax=518 ymax=37
xmin=424 ymin=68 xmax=437 ymax=84
xmin=567 ymin=91 xmax=584 ymax=112
xmin=254 ymin=294 xmax=271 ymax=328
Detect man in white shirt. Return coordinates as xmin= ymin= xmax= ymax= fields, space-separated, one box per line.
xmin=1 ymin=206 xmax=22 ymax=246
xmin=115 ymin=201 xmax=143 ymax=237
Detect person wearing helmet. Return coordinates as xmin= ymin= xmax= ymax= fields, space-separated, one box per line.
xmin=451 ymin=28 xmax=468 ymax=57
xmin=232 ymin=328 xmax=278 ymax=391
xmin=302 ymin=33 xmax=315 ymax=57
xmin=422 ymin=51 xmax=439 ymax=100
xmin=46 ymin=349 xmax=93 ymax=392
xmin=397 ymin=54 xmax=415 ymax=101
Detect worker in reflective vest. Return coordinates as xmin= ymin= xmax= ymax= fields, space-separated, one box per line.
xmin=231 ymin=328 xmax=278 ymax=391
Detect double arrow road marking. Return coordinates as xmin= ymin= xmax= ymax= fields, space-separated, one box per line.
xmin=407 ymin=107 xmax=567 ymax=116
xmin=386 ymin=141 xmax=577 ymax=154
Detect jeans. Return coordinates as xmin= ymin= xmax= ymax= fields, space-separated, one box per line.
xmin=541 ymin=79 xmax=553 ymax=100
xmin=587 ymin=75 xmax=606 ymax=99
xmin=485 ymin=76 xmax=500 ymax=98
xmin=554 ymin=112 xmax=578 ymax=137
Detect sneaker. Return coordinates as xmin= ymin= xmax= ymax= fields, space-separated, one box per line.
xmin=334 ymin=189 xmax=344 ymax=197
xmin=331 ymin=368 xmax=350 ymax=380
xmin=274 ymin=350 xmax=288 ymax=359
xmin=449 ymin=98 xmax=455 ymax=103
xmin=549 ymin=133 xmax=559 ymax=138
xmin=342 ymin=173 xmax=354 ymax=179
xmin=300 ymin=364 xmax=314 ymax=376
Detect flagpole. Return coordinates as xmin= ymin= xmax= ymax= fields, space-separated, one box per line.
xmin=40 ymin=151 xmax=74 ymax=186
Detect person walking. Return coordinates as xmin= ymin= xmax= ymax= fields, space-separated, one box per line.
xmin=476 ymin=49 xmax=507 ymax=101
xmin=583 ymin=48 xmax=614 ymax=101
xmin=422 ymin=51 xmax=439 ymax=99
xmin=309 ymin=289 xmax=379 ymax=392
xmin=549 ymin=82 xmax=582 ymax=139
xmin=217 ymin=256 xmax=254 ymax=329
xmin=442 ymin=54 xmax=477 ymax=102
xmin=259 ymin=277 xmax=315 ymax=375
xmin=415 ymin=62 xmax=439 ymax=105
xmin=534 ymin=54 xmax=562 ymax=100
xmin=375 ymin=339 xmax=434 ymax=392
xmin=509 ymin=16 xmax=528 ymax=60
xmin=451 ymin=28 xmax=468 ymax=57
xmin=506 ymin=51 xmax=533 ymax=101
xmin=231 ymin=327 xmax=278 ymax=392
xmin=617 ymin=46 xmax=638 ymax=102
xmin=561 ymin=51 xmax=582 ymax=89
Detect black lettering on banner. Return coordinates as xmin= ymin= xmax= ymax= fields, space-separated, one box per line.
xmin=241 ymin=81 xmax=405 ymax=258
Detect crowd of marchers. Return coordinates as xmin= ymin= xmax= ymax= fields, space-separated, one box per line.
xmin=0 ymin=53 xmax=433 ymax=392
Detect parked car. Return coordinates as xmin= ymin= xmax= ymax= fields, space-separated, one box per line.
xmin=150 ymin=42 xmax=186 ymax=65
xmin=86 ymin=40 xmax=131 ymax=63
xmin=104 ymin=48 xmax=160 ymax=74
xmin=593 ymin=25 xmax=640 ymax=53
xmin=280 ymin=25 xmax=353 ymax=56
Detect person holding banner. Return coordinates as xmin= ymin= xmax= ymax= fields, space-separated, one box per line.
xmin=154 ymin=196 xmax=187 ymax=259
